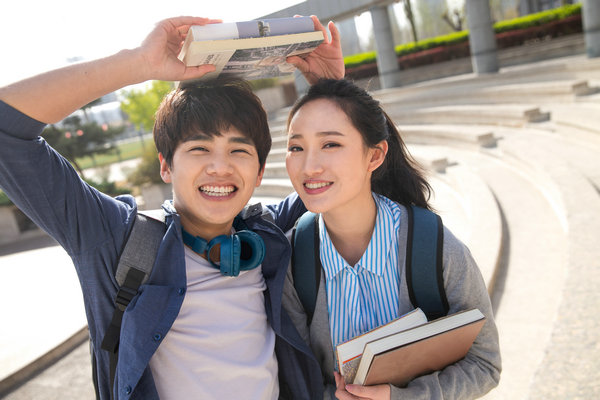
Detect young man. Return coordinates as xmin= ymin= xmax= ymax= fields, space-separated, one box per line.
xmin=0 ymin=16 xmax=343 ymax=399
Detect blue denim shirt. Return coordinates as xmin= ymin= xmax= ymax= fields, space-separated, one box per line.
xmin=0 ymin=101 xmax=323 ymax=399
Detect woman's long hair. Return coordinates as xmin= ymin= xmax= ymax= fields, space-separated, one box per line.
xmin=287 ymin=79 xmax=432 ymax=210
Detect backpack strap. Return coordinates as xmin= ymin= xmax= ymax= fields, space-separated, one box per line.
xmin=405 ymin=205 xmax=449 ymax=321
xmin=291 ymin=211 xmax=321 ymax=325
xmin=99 ymin=210 xmax=166 ymax=400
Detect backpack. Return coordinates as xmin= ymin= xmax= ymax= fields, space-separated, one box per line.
xmin=92 ymin=210 xmax=166 ymax=400
xmin=94 ymin=203 xmax=271 ymax=400
xmin=291 ymin=205 xmax=449 ymax=324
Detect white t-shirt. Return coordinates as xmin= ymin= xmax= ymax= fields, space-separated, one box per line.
xmin=149 ymin=245 xmax=279 ymax=399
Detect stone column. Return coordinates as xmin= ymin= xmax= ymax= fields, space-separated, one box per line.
xmin=370 ymin=5 xmax=402 ymax=88
xmin=465 ymin=0 xmax=499 ymax=74
xmin=582 ymin=0 xmax=600 ymax=58
xmin=338 ymin=18 xmax=362 ymax=57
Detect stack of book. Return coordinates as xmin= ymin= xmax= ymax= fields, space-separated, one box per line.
xmin=336 ymin=308 xmax=486 ymax=386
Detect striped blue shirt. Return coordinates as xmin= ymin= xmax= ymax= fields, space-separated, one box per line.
xmin=319 ymin=193 xmax=402 ymax=350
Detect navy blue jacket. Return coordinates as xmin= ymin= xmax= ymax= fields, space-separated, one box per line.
xmin=0 ymin=101 xmax=323 ymax=399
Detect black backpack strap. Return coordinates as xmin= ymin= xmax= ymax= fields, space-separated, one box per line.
xmin=405 ymin=205 xmax=449 ymax=320
xmin=98 ymin=210 xmax=166 ymax=399
xmin=291 ymin=211 xmax=321 ymax=325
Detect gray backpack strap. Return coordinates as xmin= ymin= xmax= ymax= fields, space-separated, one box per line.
xmin=98 ymin=209 xmax=166 ymax=400
xmin=114 ymin=210 xmax=166 ymax=285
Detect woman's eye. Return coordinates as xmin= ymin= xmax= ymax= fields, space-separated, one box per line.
xmin=288 ymin=145 xmax=303 ymax=152
xmin=323 ymin=142 xmax=341 ymax=149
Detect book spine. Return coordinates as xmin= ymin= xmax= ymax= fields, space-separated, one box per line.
xmin=259 ymin=16 xmax=314 ymax=36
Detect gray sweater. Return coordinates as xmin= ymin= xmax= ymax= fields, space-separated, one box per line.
xmin=282 ymin=204 xmax=501 ymax=399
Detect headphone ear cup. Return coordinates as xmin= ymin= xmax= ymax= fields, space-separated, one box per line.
xmin=235 ymin=230 xmax=265 ymax=270
xmin=208 ymin=235 xmax=241 ymax=276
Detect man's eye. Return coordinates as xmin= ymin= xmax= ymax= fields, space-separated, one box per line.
xmin=232 ymin=149 xmax=251 ymax=154
xmin=190 ymin=146 xmax=208 ymax=152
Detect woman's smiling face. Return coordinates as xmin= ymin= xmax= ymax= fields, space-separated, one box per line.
xmin=286 ymin=98 xmax=385 ymax=215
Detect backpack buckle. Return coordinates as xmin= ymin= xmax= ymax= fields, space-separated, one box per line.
xmin=114 ymin=286 xmax=138 ymax=311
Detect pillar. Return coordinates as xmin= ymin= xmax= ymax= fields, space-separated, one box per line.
xmin=338 ymin=18 xmax=362 ymax=56
xmin=582 ymin=0 xmax=600 ymax=58
xmin=465 ymin=0 xmax=499 ymax=74
xmin=370 ymin=5 xmax=402 ymax=88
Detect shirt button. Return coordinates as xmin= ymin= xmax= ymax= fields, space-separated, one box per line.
xmin=154 ymin=333 xmax=162 ymax=341
xmin=178 ymin=287 xmax=185 ymax=295
xmin=125 ymin=385 xmax=132 ymax=395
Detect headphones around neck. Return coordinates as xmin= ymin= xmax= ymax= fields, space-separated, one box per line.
xmin=181 ymin=228 xmax=265 ymax=277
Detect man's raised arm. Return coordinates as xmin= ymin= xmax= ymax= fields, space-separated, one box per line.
xmin=0 ymin=16 xmax=219 ymax=124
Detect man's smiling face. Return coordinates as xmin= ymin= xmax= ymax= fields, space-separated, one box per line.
xmin=160 ymin=128 xmax=264 ymax=240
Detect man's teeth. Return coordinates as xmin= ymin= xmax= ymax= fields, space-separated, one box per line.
xmin=200 ymin=186 xmax=235 ymax=196
xmin=305 ymin=182 xmax=331 ymax=189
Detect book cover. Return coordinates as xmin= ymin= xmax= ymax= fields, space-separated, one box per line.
xmin=353 ymin=309 xmax=486 ymax=386
xmin=336 ymin=308 xmax=428 ymax=383
xmin=178 ymin=17 xmax=324 ymax=81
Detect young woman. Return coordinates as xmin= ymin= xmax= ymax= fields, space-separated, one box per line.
xmin=281 ymin=79 xmax=501 ymax=400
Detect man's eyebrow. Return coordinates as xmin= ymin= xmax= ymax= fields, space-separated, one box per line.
xmin=182 ymin=134 xmax=254 ymax=145
xmin=289 ymin=131 xmax=345 ymax=140
xmin=229 ymin=136 xmax=254 ymax=145
xmin=182 ymin=134 xmax=212 ymax=143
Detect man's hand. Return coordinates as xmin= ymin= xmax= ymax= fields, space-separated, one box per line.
xmin=0 ymin=15 xmax=223 ymax=123
xmin=287 ymin=15 xmax=345 ymax=84
xmin=138 ymin=16 xmax=221 ymax=82
xmin=334 ymin=372 xmax=391 ymax=400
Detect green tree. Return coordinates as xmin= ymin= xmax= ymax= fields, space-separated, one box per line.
xmin=43 ymin=116 xmax=124 ymax=177
xmin=127 ymin=144 xmax=163 ymax=186
xmin=120 ymin=80 xmax=174 ymax=133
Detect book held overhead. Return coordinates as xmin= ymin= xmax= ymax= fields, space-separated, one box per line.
xmin=178 ymin=17 xmax=324 ymax=81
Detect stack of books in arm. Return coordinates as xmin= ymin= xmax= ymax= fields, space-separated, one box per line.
xmin=178 ymin=16 xmax=324 ymax=81
xmin=336 ymin=308 xmax=486 ymax=387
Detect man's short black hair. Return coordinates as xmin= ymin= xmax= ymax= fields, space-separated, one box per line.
xmin=154 ymin=78 xmax=272 ymax=171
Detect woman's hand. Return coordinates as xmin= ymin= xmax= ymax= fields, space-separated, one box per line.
xmin=334 ymin=371 xmax=391 ymax=400
xmin=286 ymin=15 xmax=345 ymax=84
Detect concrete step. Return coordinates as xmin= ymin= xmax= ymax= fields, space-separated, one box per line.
xmin=267 ymin=106 xmax=292 ymax=123
xmin=407 ymin=144 xmax=503 ymax=290
xmin=0 ymin=246 xmax=87 ymax=385
xmin=377 ymin=79 xmax=599 ymax=108
xmin=270 ymin=135 xmax=288 ymax=149
xmin=262 ymin=162 xmax=287 ymax=179
xmin=481 ymin=124 xmax=600 ymax=399
xmin=399 ymin=124 xmax=499 ymax=148
xmin=268 ymin=121 xmax=288 ymax=138
xmin=372 ymin=53 xmax=600 ymax=105
xmin=265 ymin=148 xmax=287 ymax=163
xmin=431 ymin=143 xmax=569 ymax=400
xmin=544 ymin=103 xmax=600 ymax=136
xmin=386 ymin=104 xmax=549 ymax=127
xmin=253 ymin=178 xmax=294 ymax=198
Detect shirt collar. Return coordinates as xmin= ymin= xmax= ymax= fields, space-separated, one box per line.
xmin=319 ymin=193 xmax=401 ymax=280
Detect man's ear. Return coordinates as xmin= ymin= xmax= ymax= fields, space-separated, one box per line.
xmin=159 ymin=153 xmax=172 ymax=184
xmin=368 ymin=140 xmax=388 ymax=173
xmin=255 ymin=165 xmax=265 ymax=187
